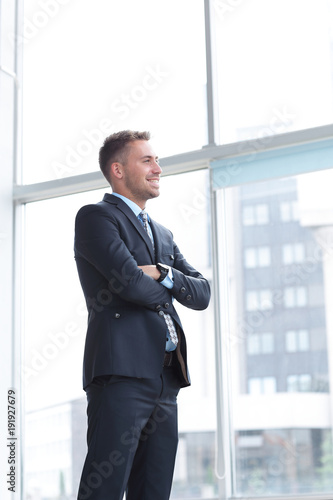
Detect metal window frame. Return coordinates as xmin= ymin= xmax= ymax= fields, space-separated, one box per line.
xmin=13 ymin=122 xmax=333 ymax=204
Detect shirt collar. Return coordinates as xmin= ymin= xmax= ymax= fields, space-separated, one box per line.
xmin=112 ymin=192 xmax=143 ymax=217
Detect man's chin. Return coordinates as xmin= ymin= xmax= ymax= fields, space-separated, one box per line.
xmin=148 ymin=190 xmax=160 ymax=199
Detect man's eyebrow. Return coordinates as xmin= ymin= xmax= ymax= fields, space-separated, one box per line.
xmin=140 ymin=155 xmax=159 ymax=160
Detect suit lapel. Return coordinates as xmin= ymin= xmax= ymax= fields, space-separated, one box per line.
xmin=103 ymin=193 xmax=155 ymax=261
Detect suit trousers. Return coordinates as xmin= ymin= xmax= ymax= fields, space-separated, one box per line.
xmin=77 ymin=366 xmax=181 ymax=500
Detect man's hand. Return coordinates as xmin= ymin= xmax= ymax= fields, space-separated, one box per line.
xmin=138 ymin=265 xmax=160 ymax=281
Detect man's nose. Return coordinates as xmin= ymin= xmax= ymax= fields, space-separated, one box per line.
xmin=153 ymin=162 xmax=162 ymax=174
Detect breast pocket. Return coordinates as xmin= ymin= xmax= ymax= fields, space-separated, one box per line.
xmin=160 ymin=252 xmax=175 ymax=267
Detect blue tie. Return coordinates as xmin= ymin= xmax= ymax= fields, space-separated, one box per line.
xmin=138 ymin=210 xmax=154 ymax=249
xmin=138 ymin=211 xmax=178 ymax=349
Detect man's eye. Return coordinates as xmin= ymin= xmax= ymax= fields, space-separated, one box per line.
xmin=144 ymin=158 xmax=159 ymax=163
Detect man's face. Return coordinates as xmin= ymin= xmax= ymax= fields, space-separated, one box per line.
xmin=119 ymin=140 xmax=162 ymax=208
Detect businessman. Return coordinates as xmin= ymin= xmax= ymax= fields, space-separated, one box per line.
xmin=74 ymin=130 xmax=211 ymax=500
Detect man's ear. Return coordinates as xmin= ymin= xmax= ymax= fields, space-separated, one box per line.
xmin=110 ymin=162 xmax=124 ymax=179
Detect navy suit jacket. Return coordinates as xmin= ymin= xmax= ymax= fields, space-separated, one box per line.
xmin=74 ymin=193 xmax=210 ymax=389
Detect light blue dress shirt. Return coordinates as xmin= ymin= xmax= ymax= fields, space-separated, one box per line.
xmin=112 ymin=192 xmax=174 ymax=287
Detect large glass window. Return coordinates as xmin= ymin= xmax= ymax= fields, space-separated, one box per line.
xmin=15 ymin=1 xmax=333 ymax=499
xmin=22 ymin=0 xmax=207 ymax=184
xmin=214 ymin=0 xmax=333 ymax=144
xmin=217 ymin=169 xmax=333 ymax=496
xmin=24 ymin=190 xmax=100 ymax=499
xmin=23 ymin=170 xmax=215 ymax=499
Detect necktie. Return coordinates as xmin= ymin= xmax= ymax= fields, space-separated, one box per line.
xmin=138 ymin=211 xmax=178 ymax=349
xmin=139 ymin=210 xmax=154 ymax=249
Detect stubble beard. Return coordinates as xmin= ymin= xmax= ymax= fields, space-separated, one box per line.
xmin=125 ymin=178 xmax=160 ymax=206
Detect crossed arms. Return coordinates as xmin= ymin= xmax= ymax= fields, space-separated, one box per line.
xmin=75 ymin=204 xmax=210 ymax=313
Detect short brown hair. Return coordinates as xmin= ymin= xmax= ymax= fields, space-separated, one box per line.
xmin=99 ymin=130 xmax=151 ymax=182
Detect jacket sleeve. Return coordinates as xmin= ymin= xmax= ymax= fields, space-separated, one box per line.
xmin=75 ymin=204 xmax=172 ymax=310
xmin=171 ymin=242 xmax=211 ymax=311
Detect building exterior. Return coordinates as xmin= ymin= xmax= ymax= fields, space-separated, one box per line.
xmin=230 ymin=176 xmax=333 ymax=496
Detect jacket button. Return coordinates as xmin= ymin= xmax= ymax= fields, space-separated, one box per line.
xmin=186 ymin=295 xmax=191 ymax=301
xmin=180 ymin=287 xmax=186 ymax=293
xmin=164 ymin=303 xmax=170 ymax=308
xmin=155 ymin=304 xmax=161 ymax=310
xmin=158 ymin=310 xmax=164 ymax=317
xmin=170 ymin=255 xmax=174 ymax=260
xmin=115 ymin=313 xmax=121 ymax=319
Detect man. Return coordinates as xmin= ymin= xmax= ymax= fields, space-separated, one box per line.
xmin=74 ymin=130 xmax=211 ymax=500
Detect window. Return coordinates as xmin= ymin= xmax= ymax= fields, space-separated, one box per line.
xmin=248 ymin=377 xmax=277 ymax=395
xmin=287 ymin=374 xmax=312 ymax=392
xmin=248 ymin=333 xmax=274 ymax=355
xmin=284 ymin=286 xmax=308 ymax=307
xmin=22 ymin=0 xmax=207 ymax=184
xmin=280 ymin=201 xmax=299 ymax=222
xmin=23 ymin=170 xmax=215 ymax=499
xmin=7 ymin=2 xmax=333 ymax=500
xmin=214 ymin=0 xmax=333 ymax=144
xmin=282 ymin=243 xmax=305 ymax=264
xmin=216 ymin=170 xmax=332 ymax=496
xmin=286 ymin=330 xmax=310 ymax=352
xmin=243 ymin=204 xmax=269 ymax=225
xmin=246 ymin=289 xmax=273 ymax=311
xmin=244 ymin=246 xmax=271 ymax=268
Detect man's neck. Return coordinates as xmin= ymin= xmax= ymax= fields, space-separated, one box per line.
xmin=112 ymin=192 xmax=146 ymax=215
